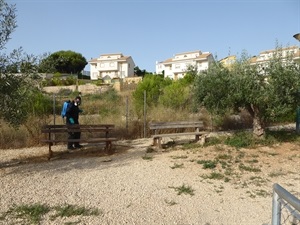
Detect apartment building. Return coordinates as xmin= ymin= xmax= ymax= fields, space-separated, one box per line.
xmin=219 ymin=55 xmax=236 ymax=69
xmin=89 ymin=53 xmax=135 ymax=81
xmin=155 ymin=50 xmax=214 ymax=80
xmin=250 ymin=46 xmax=300 ymax=72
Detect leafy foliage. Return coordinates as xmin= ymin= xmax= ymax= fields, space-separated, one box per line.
xmin=39 ymin=50 xmax=87 ymax=74
xmin=158 ymin=81 xmax=190 ymax=109
xmin=0 ymin=0 xmax=51 ymax=126
xmin=193 ymin=48 xmax=300 ymax=136
xmin=132 ymin=74 xmax=171 ymax=115
xmin=0 ymin=0 xmax=17 ymax=50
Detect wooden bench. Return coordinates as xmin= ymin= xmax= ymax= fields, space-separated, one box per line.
xmin=41 ymin=124 xmax=117 ymax=159
xmin=149 ymin=121 xmax=206 ymax=148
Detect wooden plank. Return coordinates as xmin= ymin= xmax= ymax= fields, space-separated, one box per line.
xmin=42 ymin=124 xmax=114 ymax=129
xmin=150 ymin=124 xmax=203 ymax=129
xmin=83 ymin=138 xmax=118 ymax=143
xmin=42 ymin=124 xmax=115 ymax=128
xmin=41 ymin=127 xmax=114 ymax=133
xmin=41 ymin=138 xmax=117 ymax=143
xmin=152 ymin=131 xmax=207 ymax=138
xmin=149 ymin=121 xmax=203 ymax=130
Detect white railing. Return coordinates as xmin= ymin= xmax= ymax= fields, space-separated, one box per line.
xmin=272 ymin=183 xmax=300 ymax=225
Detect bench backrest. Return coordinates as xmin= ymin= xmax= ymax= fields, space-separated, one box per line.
xmin=149 ymin=121 xmax=203 ymax=130
xmin=41 ymin=124 xmax=115 ymax=133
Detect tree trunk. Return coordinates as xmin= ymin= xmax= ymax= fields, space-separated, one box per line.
xmin=251 ymin=104 xmax=265 ymax=137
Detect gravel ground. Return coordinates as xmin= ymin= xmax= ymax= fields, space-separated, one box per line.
xmin=0 ymin=137 xmax=299 ymax=225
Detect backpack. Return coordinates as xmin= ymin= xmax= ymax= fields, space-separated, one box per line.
xmin=61 ymin=100 xmax=71 ymax=119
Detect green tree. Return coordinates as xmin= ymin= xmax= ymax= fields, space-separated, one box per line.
xmin=134 ymin=66 xmax=153 ymax=77
xmin=132 ymin=74 xmax=170 ymax=115
xmin=0 ymin=0 xmax=46 ymax=126
xmin=39 ymin=50 xmax=87 ymax=74
xmin=134 ymin=66 xmax=146 ymax=77
xmin=158 ymin=81 xmax=190 ymax=110
xmin=181 ymin=64 xmax=198 ymax=85
xmin=0 ymin=0 xmax=17 ymax=50
xmin=193 ymin=48 xmax=300 ymax=137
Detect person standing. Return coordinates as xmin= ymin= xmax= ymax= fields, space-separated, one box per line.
xmin=66 ymin=96 xmax=83 ymax=150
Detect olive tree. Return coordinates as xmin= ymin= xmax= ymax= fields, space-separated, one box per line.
xmin=0 ymin=0 xmax=48 ymax=126
xmin=193 ymin=49 xmax=300 ymax=137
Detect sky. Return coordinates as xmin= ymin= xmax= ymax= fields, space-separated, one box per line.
xmin=3 ymin=0 xmax=300 ymax=73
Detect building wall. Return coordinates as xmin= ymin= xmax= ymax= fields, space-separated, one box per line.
xmin=155 ymin=50 xmax=213 ymax=79
xmin=89 ymin=53 xmax=135 ymax=80
xmin=250 ymin=46 xmax=300 ymax=74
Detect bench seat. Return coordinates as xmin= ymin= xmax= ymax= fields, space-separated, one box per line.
xmin=149 ymin=121 xmax=206 ymax=148
xmin=41 ymin=124 xmax=117 ymax=159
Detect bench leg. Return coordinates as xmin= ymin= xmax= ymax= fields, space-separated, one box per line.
xmin=106 ymin=141 xmax=114 ymax=155
xmin=157 ymin=138 xmax=162 ymax=149
xmin=153 ymin=137 xmax=162 ymax=149
xmin=48 ymin=143 xmax=53 ymax=160
xmin=153 ymin=138 xmax=158 ymax=146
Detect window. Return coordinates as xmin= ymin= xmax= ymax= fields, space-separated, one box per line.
xmin=110 ymin=62 xmax=115 ymax=67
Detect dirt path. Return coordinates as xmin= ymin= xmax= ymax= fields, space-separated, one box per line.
xmin=0 ymin=138 xmax=299 ymax=225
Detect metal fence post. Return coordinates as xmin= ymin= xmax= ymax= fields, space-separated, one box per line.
xmin=296 ymin=106 xmax=300 ymax=134
xmin=144 ymin=90 xmax=146 ymax=138
xmin=272 ymin=186 xmax=281 ymax=225
xmin=53 ymin=94 xmax=56 ymax=125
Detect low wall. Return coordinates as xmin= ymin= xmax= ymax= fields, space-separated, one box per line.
xmin=42 ymin=79 xmax=140 ymax=94
xmin=42 ymin=84 xmax=111 ymax=94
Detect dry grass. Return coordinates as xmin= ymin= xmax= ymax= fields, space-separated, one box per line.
xmin=0 ymin=88 xmax=282 ymax=150
xmin=0 ymin=89 xmax=213 ymax=149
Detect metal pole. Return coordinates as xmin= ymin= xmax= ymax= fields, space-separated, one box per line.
xmin=144 ymin=90 xmax=146 ymax=138
xmin=272 ymin=188 xmax=281 ymax=225
xmin=126 ymin=96 xmax=129 ymax=130
xmin=296 ymin=106 xmax=300 ymax=134
xmin=293 ymin=35 xmax=300 ymax=134
xmin=272 ymin=183 xmax=300 ymax=225
xmin=53 ymin=94 xmax=56 ymax=125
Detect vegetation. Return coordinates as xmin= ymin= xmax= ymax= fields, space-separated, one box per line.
xmin=0 ymin=0 xmax=47 ymax=126
xmin=52 ymin=204 xmax=100 ymax=218
xmin=132 ymin=74 xmax=171 ymax=116
xmin=134 ymin=66 xmax=153 ymax=77
xmin=193 ymin=49 xmax=300 ymax=137
xmin=0 ymin=203 xmax=50 ymax=224
xmin=0 ymin=203 xmax=100 ymax=224
xmin=170 ymin=163 xmax=184 ymax=169
xmin=169 ymin=184 xmax=195 ymax=196
xmin=1 ymin=0 xmax=300 ymax=151
xmin=38 ymin=50 xmax=87 ymax=74
xmin=132 ymin=66 xmax=196 ymax=115
xmin=142 ymin=154 xmax=153 ymax=160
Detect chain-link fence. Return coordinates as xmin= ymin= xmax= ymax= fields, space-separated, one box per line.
xmin=272 ymin=183 xmax=300 ymax=225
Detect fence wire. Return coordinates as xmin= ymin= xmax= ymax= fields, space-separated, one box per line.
xmin=272 ymin=184 xmax=300 ymax=225
xmin=278 ymin=198 xmax=300 ymax=225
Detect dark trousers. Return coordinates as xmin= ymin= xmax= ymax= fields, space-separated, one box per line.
xmin=67 ymin=123 xmax=81 ymax=148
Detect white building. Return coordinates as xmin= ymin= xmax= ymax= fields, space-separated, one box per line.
xmin=250 ymin=46 xmax=300 ymax=72
xmin=155 ymin=50 xmax=214 ymax=79
xmin=89 ymin=53 xmax=135 ymax=80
